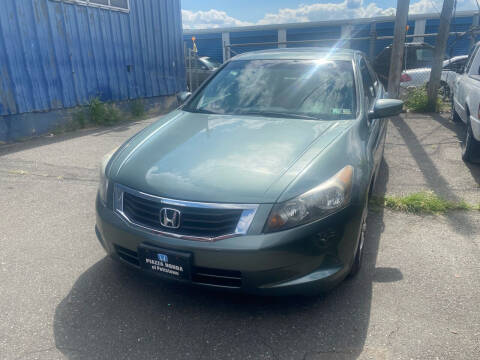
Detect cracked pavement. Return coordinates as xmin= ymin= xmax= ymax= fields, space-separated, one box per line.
xmin=0 ymin=113 xmax=479 ymax=359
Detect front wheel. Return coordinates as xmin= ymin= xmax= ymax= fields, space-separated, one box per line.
xmin=348 ymin=202 xmax=368 ymax=277
xmin=462 ymin=121 xmax=480 ymax=163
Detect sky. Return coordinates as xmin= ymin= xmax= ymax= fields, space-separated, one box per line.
xmin=181 ymin=0 xmax=479 ymax=29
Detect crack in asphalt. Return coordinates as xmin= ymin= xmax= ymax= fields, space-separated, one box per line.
xmin=0 ymin=169 xmax=98 ymax=184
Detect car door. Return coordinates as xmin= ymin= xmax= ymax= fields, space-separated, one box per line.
xmin=360 ymin=57 xmax=384 ymax=176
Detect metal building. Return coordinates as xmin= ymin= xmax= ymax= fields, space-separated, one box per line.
xmin=184 ymin=11 xmax=480 ymax=63
xmin=0 ymin=0 xmax=185 ymax=142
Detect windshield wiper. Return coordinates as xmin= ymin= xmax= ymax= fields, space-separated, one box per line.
xmin=185 ymin=108 xmax=221 ymax=115
xmin=235 ymin=110 xmax=319 ymax=120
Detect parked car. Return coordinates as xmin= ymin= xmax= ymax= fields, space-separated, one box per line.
xmin=186 ymin=55 xmax=221 ymax=91
xmin=452 ymin=42 xmax=480 ymax=162
xmin=399 ymin=55 xmax=468 ymax=97
xmin=373 ymin=42 xmax=435 ymax=87
xmin=96 ymin=48 xmax=403 ymax=295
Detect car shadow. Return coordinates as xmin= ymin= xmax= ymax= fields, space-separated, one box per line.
xmin=53 ymin=161 xmax=393 ymax=360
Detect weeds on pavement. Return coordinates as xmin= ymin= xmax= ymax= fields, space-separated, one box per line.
xmin=371 ymin=191 xmax=479 ymax=214
xmin=404 ymin=86 xmax=445 ymax=113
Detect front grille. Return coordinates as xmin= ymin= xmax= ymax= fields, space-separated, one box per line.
xmin=192 ymin=267 xmax=242 ymax=288
xmin=122 ymin=191 xmax=244 ymax=239
xmin=114 ymin=244 xmax=140 ymax=267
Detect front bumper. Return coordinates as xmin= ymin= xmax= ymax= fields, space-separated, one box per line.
xmin=95 ymin=196 xmax=363 ymax=295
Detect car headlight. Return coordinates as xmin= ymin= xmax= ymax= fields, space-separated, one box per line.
xmin=98 ymin=148 xmax=118 ymax=205
xmin=265 ymin=165 xmax=354 ymax=233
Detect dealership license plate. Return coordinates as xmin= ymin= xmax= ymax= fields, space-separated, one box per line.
xmin=138 ymin=245 xmax=191 ymax=280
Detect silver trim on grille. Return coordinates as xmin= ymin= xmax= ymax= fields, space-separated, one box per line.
xmin=113 ymin=183 xmax=259 ymax=242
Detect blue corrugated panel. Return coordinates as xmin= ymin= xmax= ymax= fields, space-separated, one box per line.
xmin=351 ymin=23 xmax=371 ymax=54
xmin=287 ymin=25 xmax=342 ymax=48
xmin=184 ymin=33 xmax=223 ymax=62
xmin=425 ymin=16 xmax=474 ymax=56
xmin=373 ymin=19 xmax=414 ymax=54
xmin=374 ymin=21 xmax=395 ymax=55
xmin=0 ymin=0 xmax=185 ymax=116
xmin=448 ymin=16 xmax=474 ymax=56
xmin=230 ymin=30 xmax=277 ymax=55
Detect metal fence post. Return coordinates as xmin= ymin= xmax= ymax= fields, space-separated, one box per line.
xmin=369 ymin=23 xmax=376 ymax=59
xmin=413 ymin=19 xmax=426 ymax=42
xmin=471 ymin=14 xmax=479 ymax=49
xmin=341 ymin=24 xmax=352 ymax=49
xmin=188 ymin=48 xmax=192 ymax=91
xmin=278 ymin=29 xmax=287 ymax=48
xmin=222 ymin=32 xmax=230 ymax=62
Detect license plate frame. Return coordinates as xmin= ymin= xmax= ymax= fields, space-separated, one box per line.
xmin=138 ymin=244 xmax=192 ymax=281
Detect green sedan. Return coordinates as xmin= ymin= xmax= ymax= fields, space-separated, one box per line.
xmin=95 ymin=48 xmax=402 ymax=295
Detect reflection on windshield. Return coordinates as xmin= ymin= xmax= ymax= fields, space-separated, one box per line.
xmin=184 ymin=59 xmax=356 ymax=120
xmin=202 ymin=57 xmax=221 ymax=69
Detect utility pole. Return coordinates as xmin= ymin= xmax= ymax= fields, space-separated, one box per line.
xmin=427 ymin=0 xmax=455 ymax=110
xmin=387 ymin=0 xmax=410 ymax=98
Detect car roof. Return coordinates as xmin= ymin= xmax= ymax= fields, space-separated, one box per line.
xmin=231 ymin=47 xmax=359 ymax=61
xmin=447 ymin=55 xmax=469 ymax=61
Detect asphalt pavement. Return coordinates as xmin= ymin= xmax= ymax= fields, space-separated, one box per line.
xmin=0 ymin=113 xmax=479 ymax=359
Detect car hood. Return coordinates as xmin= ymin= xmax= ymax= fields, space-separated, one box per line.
xmin=108 ymin=110 xmax=355 ymax=204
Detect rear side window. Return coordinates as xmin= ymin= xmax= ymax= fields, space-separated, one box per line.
xmin=444 ymin=58 xmax=467 ymax=73
xmin=405 ymin=47 xmax=434 ymax=69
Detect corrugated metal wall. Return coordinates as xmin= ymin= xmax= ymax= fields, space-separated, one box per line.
xmin=425 ymin=16 xmax=475 ymax=56
xmin=0 ymin=0 xmax=185 ymax=116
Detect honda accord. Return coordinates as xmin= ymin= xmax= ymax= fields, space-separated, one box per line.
xmin=95 ymin=48 xmax=402 ymax=295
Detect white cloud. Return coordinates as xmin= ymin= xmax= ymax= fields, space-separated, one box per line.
xmin=257 ymin=0 xmax=395 ymax=25
xmin=409 ymin=0 xmax=443 ymax=14
xmin=183 ymin=0 xmax=478 ymax=29
xmin=182 ymin=9 xmax=253 ymax=29
xmin=409 ymin=0 xmax=479 ymax=14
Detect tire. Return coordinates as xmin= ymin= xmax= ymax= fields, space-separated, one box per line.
xmin=348 ymin=200 xmax=368 ymax=277
xmin=441 ymin=82 xmax=450 ymax=101
xmin=462 ymin=120 xmax=480 ymax=163
xmin=451 ymin=97 xmax=462 ymax=123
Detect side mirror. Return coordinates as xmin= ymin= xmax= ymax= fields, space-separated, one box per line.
xmin=177 ymin=91 xmax=192 ymax=104
xmin=368 ymin=99 xmax=403 ymax=119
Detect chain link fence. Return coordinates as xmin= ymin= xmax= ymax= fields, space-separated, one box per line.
xmin=225 ymin=30 xmax=479 ymax=103
xmin=185 ymin=27 xmax=480 ymax=106
xmin=185 ymin=48 xmax=222 ymax=92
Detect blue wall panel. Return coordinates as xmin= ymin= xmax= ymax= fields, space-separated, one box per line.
xmin=184 ymin=33 xmax=223 ymax=63
xmin=0 ymin=0 xmax=185 ymax=116
xmin=287 ymin=25 xmax=342 ymax=48
xmin=230 ymin=30 xmax=278 ymax=55
xmin=184 ymin=14 xmax=476 ymax=65
xmin=374 ymin=21 xmax=395 ymax=55
xmin=351 ymin=23 xmax=371 ymax=54
xmin=425 ymin=17 xmax=474 ymax=56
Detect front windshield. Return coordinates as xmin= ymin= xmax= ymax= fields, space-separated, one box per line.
xmin=184 ymin=59 xmax=356 ymax=120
